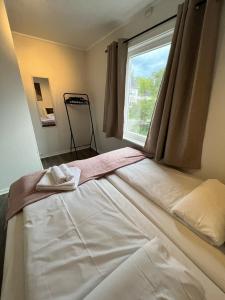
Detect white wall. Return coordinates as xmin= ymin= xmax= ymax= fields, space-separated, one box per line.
xmin=0 ymin=0 xmax=42 ymax=194
xmin=13 ymin=33 xmax=91 ymax=158
xmin=86 ymin=0 xmax=225 ymax=183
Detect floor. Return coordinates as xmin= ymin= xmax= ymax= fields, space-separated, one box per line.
xmin=0 ymin=148 xmax=98 ymax=293
xmin=41 ymin=148 xmax=98 ymax=169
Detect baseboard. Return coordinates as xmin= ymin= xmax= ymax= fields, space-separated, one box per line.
xmin=40 ymin=149 xmax=71 ymax=159
xmin=40 ymin=145 xmax=93 ymax=159
xmin=0 ymin=187 xmax=9 ymax=196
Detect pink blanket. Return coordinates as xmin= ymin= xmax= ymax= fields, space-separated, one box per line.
xmin=7 ymin=147 xmax=146 ymax=220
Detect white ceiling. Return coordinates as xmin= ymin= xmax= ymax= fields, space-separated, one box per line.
xmin=5 ymin=0 xmax=154 ymax=50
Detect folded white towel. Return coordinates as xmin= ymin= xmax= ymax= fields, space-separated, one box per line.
xmin=69 ymin=167 xmax=81 ymax=189
xmin=36 ymin=166 xmax=81 ymax=192
xmin=59 ymin=164 xmax=74 ymax=181
xmin=36 ymin=170 xmax=75 ymax=191
xmin=50 ymin=166 xmax=67 ymax=184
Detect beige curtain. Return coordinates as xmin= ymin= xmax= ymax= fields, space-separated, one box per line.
xmin=103 ymin=39 xmax=128 ymax=139
xmin=144 ymin=0 xmax=222 ymax=169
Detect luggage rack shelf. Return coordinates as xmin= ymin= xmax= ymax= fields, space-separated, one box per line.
xmin=63 ymin=93 xmax=97 ymax=159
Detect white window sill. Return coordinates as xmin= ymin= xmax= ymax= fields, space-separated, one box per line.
xmin=123 ymin=136 xmax=145 ymax=148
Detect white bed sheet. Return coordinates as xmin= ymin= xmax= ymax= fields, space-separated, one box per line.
xmin=105 ymin=158 xmax=225 ymax=293
xmin=2 ymin=177 xmax=224 ymax=299
xmin=84 ymin=237 xmax=206 ymax=300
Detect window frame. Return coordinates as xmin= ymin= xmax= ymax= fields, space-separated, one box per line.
xmin=123 ymin=29 xmax=174 ymax=147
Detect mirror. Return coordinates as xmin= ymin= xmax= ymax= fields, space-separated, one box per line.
xmin=33 ymin=77 xmax=56 ymax=127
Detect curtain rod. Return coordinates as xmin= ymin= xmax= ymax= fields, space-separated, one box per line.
xmin=105 ymin=0 xmax=206 ymax=53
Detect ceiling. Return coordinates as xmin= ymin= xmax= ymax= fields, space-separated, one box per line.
xmin=5 ymin=0 xmax=154 ymax=50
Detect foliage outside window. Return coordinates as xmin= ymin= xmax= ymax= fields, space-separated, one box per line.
xmin=124 ymin=31 xmax=172 ymax=146
xmin=128 ymin=68 xmax=164 ymax=137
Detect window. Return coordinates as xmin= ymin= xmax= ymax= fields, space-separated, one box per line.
xmin=123 ymin=30 xmax=173 ymax=146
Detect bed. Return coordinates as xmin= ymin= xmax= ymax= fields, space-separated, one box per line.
xmin=2 ymin=157 xmax=225 ymax=299
xmin=41 ymin=114 xmax=56 ymax=127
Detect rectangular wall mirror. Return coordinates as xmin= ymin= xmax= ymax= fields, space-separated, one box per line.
xmin=33 ymin=77 xmax=56 ymax=127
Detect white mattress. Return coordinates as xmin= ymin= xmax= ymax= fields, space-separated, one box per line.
xmin=2 ymin=163 xmax=225 ymax=299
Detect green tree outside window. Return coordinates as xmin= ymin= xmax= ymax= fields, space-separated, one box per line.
xmin=127 ymin=68 xmax=164 ymax=136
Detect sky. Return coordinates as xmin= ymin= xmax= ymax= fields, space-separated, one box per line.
xmin=130 ymin=44 xmax=170 ymax=78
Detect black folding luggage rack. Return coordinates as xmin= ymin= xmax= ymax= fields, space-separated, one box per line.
xmin=64 ymin=93 xmax=97 ymax=159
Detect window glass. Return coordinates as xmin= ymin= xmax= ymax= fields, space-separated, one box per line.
xmin=124 ymin=33 xmax=172 ymax=146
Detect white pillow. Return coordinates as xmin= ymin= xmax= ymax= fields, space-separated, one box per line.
xmin=172 ymin=179 xmax=225 ymax=246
